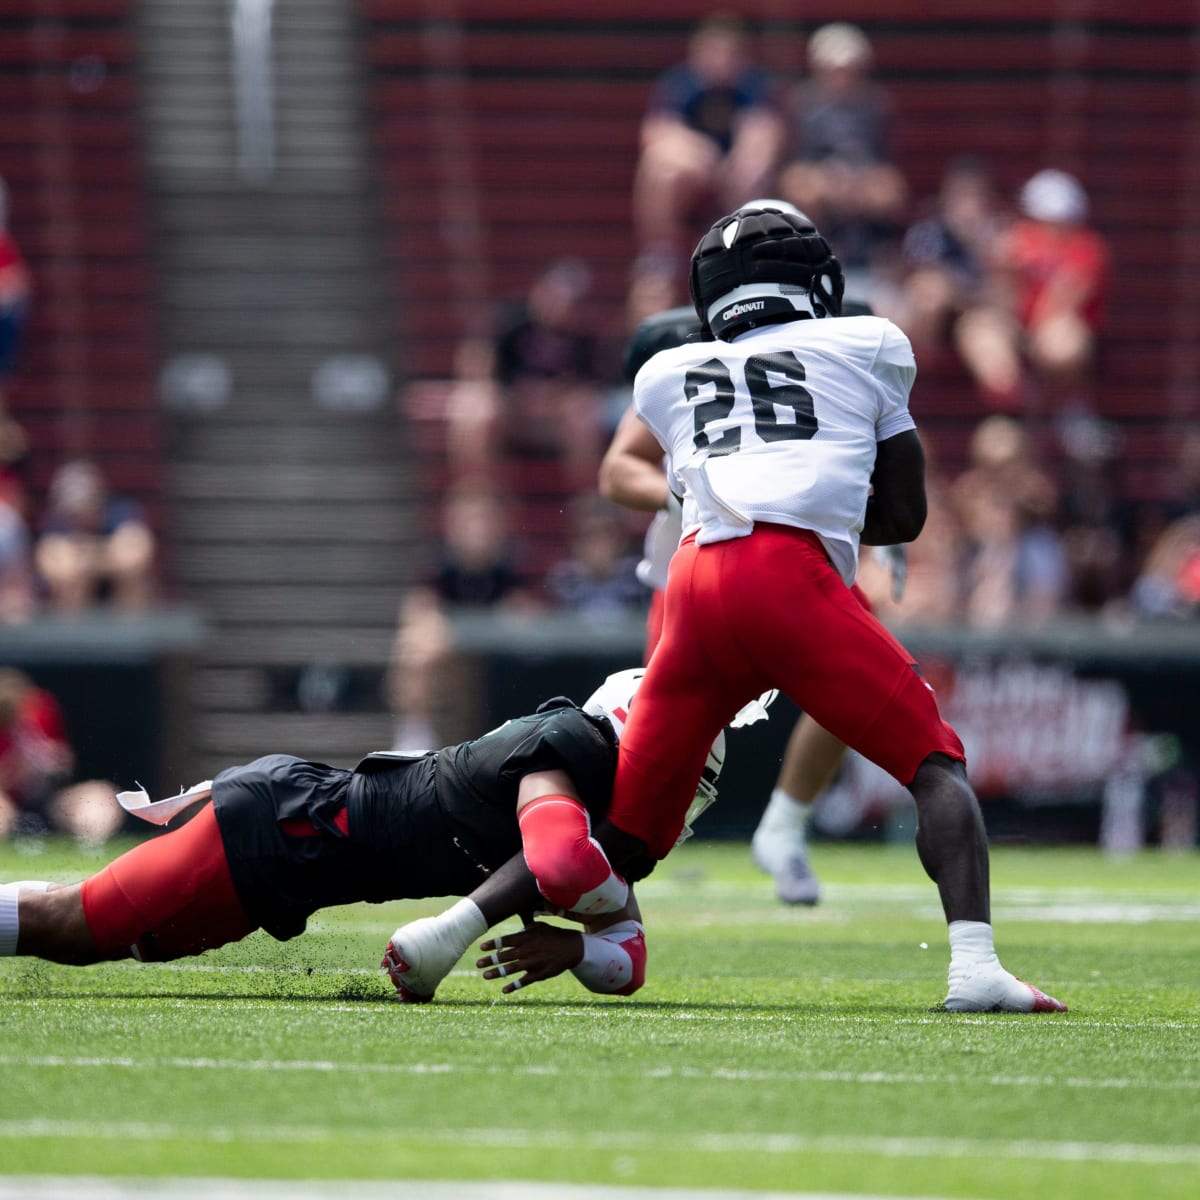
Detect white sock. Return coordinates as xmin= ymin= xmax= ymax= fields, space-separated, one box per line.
xmin=0 ymin=886 xmax=17 ymax=956
xmin=0 ymin=881 xmax=53 ymax=956
xmin=764 ymin=789 xmax=811 ymax=832
xmin=948 ymin=919 xmax=998 ymax=968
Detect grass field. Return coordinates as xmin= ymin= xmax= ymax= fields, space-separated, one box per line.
xmin=1 ymin=837 xmax=1197 ymax=1199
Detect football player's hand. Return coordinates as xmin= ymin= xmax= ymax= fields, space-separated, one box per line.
xmin=476 ymin=922 xmax=584 ymax=994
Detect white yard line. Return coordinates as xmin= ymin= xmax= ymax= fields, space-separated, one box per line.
xmin=0 ymin=1181 xmax=958 ymax=1200
xmin=0 ymin=1124 xmax=1198 ymax=1167
xmin=0 ymin=1052 xmax=1195 ymax=1092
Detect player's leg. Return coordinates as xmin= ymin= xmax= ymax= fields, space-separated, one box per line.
xmin=4 ymin=803 xmax=254 ymax=967
xmin=725 ymin=530 xmax=972 ymax=897
xmin=611 ymin=665 xmax=732 ymax=860
xmin=909 ymin=753 xmax=1065 ymax=1012
xmin=717 ymin=527 xmax=1066 ymax=1011
xmin=751 ymin=580 xmax=880 ymax=904
xmin=2 ymin=882 xmax=119 ymax=965
xmin=608 ymin=539 xmax=766 ymax=860
xmin=78 ymin=802 xmax=257 ymax=963
xmin=907 ymin=753 xmax=988 ymax=923
xmin=752 ymin=564 xmax=990 ymax=928
xmin=1 ymin=880 xmax=95 ymax=963
xmin=643 ymin=587 xmax=667 ymax=663
xmin=751 ymin=713 xmax=845 ymax=904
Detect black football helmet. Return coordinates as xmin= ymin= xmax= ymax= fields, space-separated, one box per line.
xmin=621 ymin=305 xmax=704 ymax=383
xmin=689 ymin=204 xmax=845 ymax=340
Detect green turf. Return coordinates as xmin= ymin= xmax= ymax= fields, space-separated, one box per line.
xmin=2 ymin=839 xmax=1197 ymax=1198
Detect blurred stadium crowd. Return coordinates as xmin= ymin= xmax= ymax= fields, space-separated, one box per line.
xmin=0 ymin=3 xmax=1197 ymax=843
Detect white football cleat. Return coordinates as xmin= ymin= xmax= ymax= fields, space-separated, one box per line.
xmin=774 ymin=852 xmax=821 ymax=906
xmin=381 ymin=915 xmax=468 ymax=1003
xmin=750 ymin=822 xmax=779 ymax=876
xmin=752 ymin=827 xmax=820 ymax=906
xmin=944 ymin=958 xmax=1067 ymax=1013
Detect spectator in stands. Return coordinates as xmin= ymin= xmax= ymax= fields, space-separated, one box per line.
xmin=896 ymin=156 xmax=1006 ymax=355
xmin=1130 ymin=426 xmax=1200 ymax=618
xmin=1131 ymin=516 xmax=1200 ymax=618
xmin=34 ymin=458 xmax=157 ymax=614
xmin=776 ymin=23 xmax=908 ymax=305
xmin=630 ymin=13 xmax=785 ymax=275
xmin=445 ymin=258 xmax=604 ymax=492
xmin=0 ymin=178 xmax=32 ymax=475
xmin=543 ymin=494 xmax=646 ymax=620
xmin=0 ymin=474 xmax=35 ymax=624
xmin=1056 ymin=414 xmax=1134 ymax=612
xmin=954 ymin=168 xmax=1110 ymax=415
xmin=388 ymin=483 xmax=535 ymax=752
xmin=0 ymin=667 xmax=122 ymax=845
xmin=951 ymin=415 xmax=1068 ymax=628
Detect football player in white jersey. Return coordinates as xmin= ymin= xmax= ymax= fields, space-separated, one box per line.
xmin=603 ymin=295 xmax=901 ymax=907
xmin=599 ymin=204 xmax=1065 ymax=1013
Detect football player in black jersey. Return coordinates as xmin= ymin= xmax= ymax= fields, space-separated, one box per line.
xmin=1 ymin=671 xmax=722 ymax=1001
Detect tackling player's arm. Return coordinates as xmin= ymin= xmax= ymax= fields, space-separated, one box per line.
xmin=477 ymin=889 xmax=647 ymax=996
xmin=470 ymin=770 xmax=653 ymax=996
xmin=861 ymin=429 xmax=927 ymax=546
xmin=516 ymin=768 xmax=628 ymax=916
xmin=598 ymin=407 xmax=672 ymax=513
xmin=382 ymin=715 xmax=657 ymax=1002
xmin=434 ymin=818 xmax=653 ymax=935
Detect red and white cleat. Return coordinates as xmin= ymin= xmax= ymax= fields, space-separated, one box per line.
xmin=944 ymin=960 xmax=1067 ymax=1013
xmin=1021 ymin=981 xmax=1069 ymax=1013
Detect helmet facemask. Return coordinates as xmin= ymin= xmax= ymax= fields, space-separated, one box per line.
xmin=582 ymin=670 xmax=775 ymax=846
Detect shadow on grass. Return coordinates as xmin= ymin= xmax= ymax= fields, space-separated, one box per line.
xmin=1 ymin=982 xmax=924 ymax=1016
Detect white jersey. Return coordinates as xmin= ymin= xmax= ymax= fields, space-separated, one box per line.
xmin=633 ymin=315 xmax=917 ymax=585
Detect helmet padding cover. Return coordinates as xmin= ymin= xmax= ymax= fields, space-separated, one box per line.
xmin=689 ymin=205 xmax=844 ymax=340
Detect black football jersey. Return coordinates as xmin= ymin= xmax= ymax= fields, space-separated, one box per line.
xmin=356 ymin=697 xmax=618 ymax=882
xmin=213 ymin=699 xmax=618 ymax=941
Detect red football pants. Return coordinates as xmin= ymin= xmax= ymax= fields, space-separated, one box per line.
xmin=610 ymin=525 xmax=964 ymax=859
xmin=81 ymin=802 xmax=256 ymax=961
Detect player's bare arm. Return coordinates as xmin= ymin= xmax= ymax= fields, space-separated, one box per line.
xmin=598 ymin=407 xmax=671 ymax=512
xmin=476 ymin=888 xmax=646 ymax=995
xmin=861 ymin=429 xmax=927 ymax=546
xmin=383 ymin=756 xmax=642 ymax=1003
xmin=516 ymin=768 xmax=628 ymax=916
xmin=381 ymin=672 xmax=717 ymax=1003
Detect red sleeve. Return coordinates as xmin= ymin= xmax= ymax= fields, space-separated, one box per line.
xmin=518 ymin=794 xmax=629 ymax=916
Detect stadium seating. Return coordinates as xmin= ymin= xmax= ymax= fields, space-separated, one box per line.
xmin=365 ymin=1 xmax=1195 ymax=572
xmin=0 ymin=2 xmax=163 ymax=521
